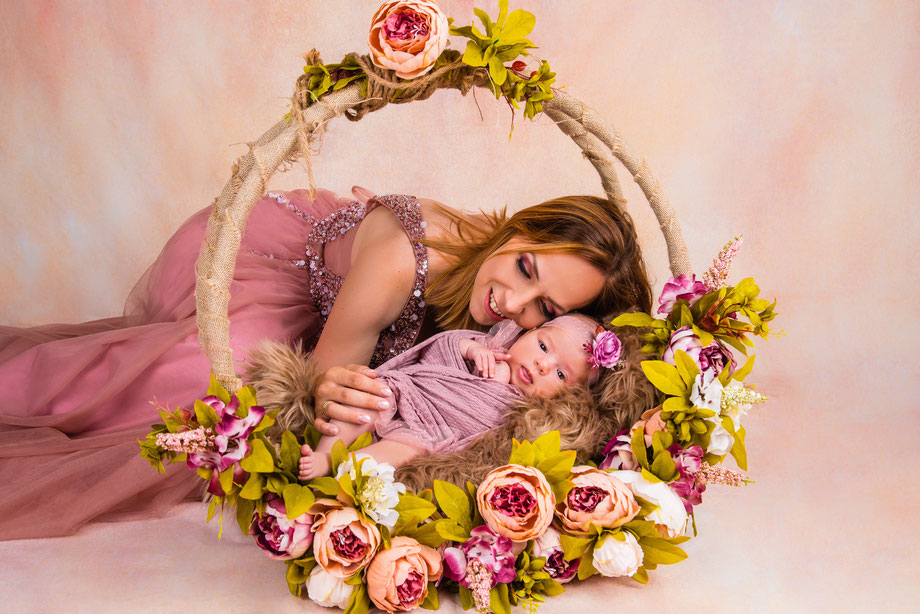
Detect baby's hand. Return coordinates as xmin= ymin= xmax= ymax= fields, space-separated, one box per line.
xmin=467 ymin=344 xmax=511 ymax=379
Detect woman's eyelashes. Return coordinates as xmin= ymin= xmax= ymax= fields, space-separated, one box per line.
xmin=517 ymin=255 xmax=555 ymax=319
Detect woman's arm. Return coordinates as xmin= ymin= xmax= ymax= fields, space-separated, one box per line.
xmin=310 ymin=206 xmax=418 ymax=434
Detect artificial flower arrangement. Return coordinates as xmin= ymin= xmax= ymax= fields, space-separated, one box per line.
xmin=140 ymin=233 xmax=776 ymax=613
xmin=141 ymin=2 xmax=778 ymax=612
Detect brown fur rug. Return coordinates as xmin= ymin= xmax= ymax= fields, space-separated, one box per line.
xmin=245 ymin=328 xmax=656 ymax=492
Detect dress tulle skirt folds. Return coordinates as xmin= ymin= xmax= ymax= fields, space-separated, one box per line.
xmin=0 ymin=189 xmax=361 ymax=539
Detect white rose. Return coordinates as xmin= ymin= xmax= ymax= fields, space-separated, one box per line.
xmin=705 ymin=418 xmax=734 ymax=456
xmin=307 ymin=565 xmax=355 ymax=609
xmin=612 ymin=470 xmax=688 ymax=538
xmin=592 ymin=531 xmax=643 ymax=578
xmin=335 ymin=453 xmax=405 ymax=529
xmin=689 ymin=368 xmax=723 ymax=414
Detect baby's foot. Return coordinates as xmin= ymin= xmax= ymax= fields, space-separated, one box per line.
xmin=299 ymin=444 xmax=331 ymax=481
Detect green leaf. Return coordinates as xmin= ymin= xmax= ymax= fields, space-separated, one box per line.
xmin=206 ymin=497 xmax=219 ymax=523
xmin=286 ymin=560 xmax=310 ymax=585
xmin=730 ymin=425 xmax=748 ymax=471
xmin=330 ymin=440 xmax=348 ymax=473
xmin=240 ymin=438 xmax=275 ymax=473
xmin=282 ymin=483 xmax=315 ymax=519
xmin=650 ymin=450 xmax=678 ymax=482
xmin=343 ymin=583 xmax=369 ymax=614
xmin=732 ymin=354 xmax=756 ymax=382
xmin=459 ymin=586 xmax=474 ymax=610
xmin=420 ymin=583 xmax=439 ymax=610
xmin=473 ymin=7 xmax=493 ymax=38
xmin=308 ymin=476 xmax=341 ymax=497
xmin=462 ymin=40 xmax=487 ymax=67
xmin=535 ymin=451 xmax=576 ymax=483
xmin=218 ymin=465 xmax=234 ymax=494
xmin=490 ymin=582 xmax=512 ymax=614
xmin=611 ymin=312 xmax=655 ymax=328
xmin=488 ymin=55 xmax=508 ymax=85
xmin=280 ymin=430 xmax=301 ymax=473
xmin=508 ymin=439 xmax=536 ymax=466
xmin=434 ymin=480 xmax=473 ymax=532
xmin=302 ymin=424 xmax=322 ymax=452
xmin=235 ymin=498 xmax=255 ymax=534
xmin=193 ymin=399 xmax=219 ymax=428
xmin=434 ymin=519 xmax=470 ymax=543
xmin=496 ymin=0 xmax=509 ymax=29
xmin=576 ymin=551 xmax=597 ymax=580
xmin=206 ymin=374 xmax=231 ymax=405
xmin=533 ymin=430 xmax=561 ymax=461
xmin=639 ymin=536 xmax=688 ymax=565
xmin=641 ymin=361 xmax=688 ymax=396
xmin=235 ymin=385 xmax=258 ymax=414
xmin=348 ymin=432 xmax=373 ymax=452
xmin=253 ymin=411 xmax=275 ymax=433
xmin=395 ymin=493 xmax=437 ymax=527
xmin=673 ymin=349 xmax=700 ymax=386
xmin=631 ymin=427 xmax=651 ymax=471
xmin=402 ymin=519 xmax=448 ymax=548
xmin=498 ymin=9 xmax=536 ymax=42
xmin=559 ymin=534 xmax=594 ymax=560
xmin=632 ymin=566 xmax=649 ymax=584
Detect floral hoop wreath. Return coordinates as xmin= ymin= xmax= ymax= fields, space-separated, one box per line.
xmin=141 ymin=2 xmax=777 ymax=612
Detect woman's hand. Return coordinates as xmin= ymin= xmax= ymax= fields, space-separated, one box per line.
xmin=313 ymin=365 xmax=394 ymax=436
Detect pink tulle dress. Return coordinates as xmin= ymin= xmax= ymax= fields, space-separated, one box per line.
xmin=0 ymin=188 xmax=431 ymax=540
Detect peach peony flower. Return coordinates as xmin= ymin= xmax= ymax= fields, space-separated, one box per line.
xmin=366 ymin=536 xmax=442 ymax=612
xmin=368 ymin=1 xmax=450 ymax=79
xmin=631 ymin=407 xmax=668 ymax=448
xmin=310 ymin=498 xmax=381 ymax=578
xmin=477 ymin=464 xmax=556 ymax=542
xmin=554 ymin=466 xmax=640 ymax=536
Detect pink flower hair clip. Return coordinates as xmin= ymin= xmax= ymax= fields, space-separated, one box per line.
xmin=584 ymin=327 xmax=624 ymax=371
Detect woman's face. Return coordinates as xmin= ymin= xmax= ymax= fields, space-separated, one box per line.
xmin=469 ymin=238 xmax=606 ymax=330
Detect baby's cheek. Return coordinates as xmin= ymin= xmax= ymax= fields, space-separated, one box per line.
xmin=494 ymin=361 xmax=512 ymax=384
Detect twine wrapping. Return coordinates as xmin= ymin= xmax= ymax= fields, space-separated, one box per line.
xmin=195 ymin=57 xmax=691 ymax=391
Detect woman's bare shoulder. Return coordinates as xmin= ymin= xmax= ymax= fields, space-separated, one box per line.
xmin=417 ymin=198 xmax=491 ymax=241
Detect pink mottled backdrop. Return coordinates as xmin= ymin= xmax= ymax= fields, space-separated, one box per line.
xmin=1 ymin=1 xmax=918 ymax=612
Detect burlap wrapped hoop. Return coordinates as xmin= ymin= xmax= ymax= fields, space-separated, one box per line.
xmin=194 ymin=54 xmax=691 ymax=392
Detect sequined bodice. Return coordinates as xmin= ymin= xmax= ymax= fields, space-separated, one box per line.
xmin=264 ymin=192 xmax=429 ymax=368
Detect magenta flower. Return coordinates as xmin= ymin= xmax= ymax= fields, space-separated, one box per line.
xmin=532 ymin=527 xmax=579 ymax=584
xmin=443 ymin=525 xmax=517 ymax=588
xmin=250 ymin=494 xmax=314 ymax=560
xmin=668 ymin=444 xmax=706 ymax=513
xmin=588 ymin=330 xmax=622 ymax=369
xmin=185 ymin=395 xmax=265 ymax=476
xmin=657 ymin=274 xmax=709 ymax=315
xmin=662 ymin=326 xmax=735 ymax=374
xmin=598 ymin=429 xmax=639 ymax=471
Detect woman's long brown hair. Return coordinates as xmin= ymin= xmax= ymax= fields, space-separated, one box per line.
xmin=423 ymin=195 xmax=653 ymax=331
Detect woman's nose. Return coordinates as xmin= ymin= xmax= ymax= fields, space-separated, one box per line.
xmin=504 ymin=287 xmax=540 ymax=316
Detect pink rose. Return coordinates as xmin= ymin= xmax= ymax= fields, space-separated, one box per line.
xmin=368 ymin=1 xmax=449 ymax=79
xmin=310 ymin=499 xmax=381 ymax=577
xmin=657 ymin=274 xmax=708 ymax=314
xmin=589 ymin=330 xmax=622 ymax=369
xmin=249 ymin=494 xmax=314 ymax=560
xmin=366 ymin=536 xmax=442 ymax=612
xmin=630 ymin=407 xmax=667 ymax=448
xmin=661 ymin=326 xmax=735 ymax=374
xmin=477 ymin=465 xmax=556 ymax=542
xmin=554 ymin=466 xmax=639 ymax=536
xmin=532 ymin=526 xmax=579 ymax=584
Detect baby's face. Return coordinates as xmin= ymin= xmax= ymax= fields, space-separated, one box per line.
xmin=505 ymin=325 xmax=593 ymax=397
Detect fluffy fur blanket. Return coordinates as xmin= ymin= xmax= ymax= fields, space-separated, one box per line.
xmin=246 ymin=328 xmax=656 ymax=492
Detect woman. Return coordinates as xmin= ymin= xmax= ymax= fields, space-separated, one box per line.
xmin=0 ymin=186 xmax=651 ymax=539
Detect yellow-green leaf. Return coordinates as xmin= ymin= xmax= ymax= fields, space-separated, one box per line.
xmin=612 ymin=312 xmax=655 ymax=328
xmin=308 ymin=476 xmax=340 ymax=497
xmin=497 ymin=9 xmax=536 ymax=41
xmin=732 ymin=354 xmax=756 ymax=382
xmin=240 ymin=438 xmax=274 ymax=473
xmin=283 ymin=483 xmax=315 ymax=519
xmin=280 ymin=430 xmax=301 ymax=473
xmin=434 ymin=480 xmax=472 ymax=532
xmin=536 ymin=451 xmax=576 ymax=483
xmin=239 ymin=472 xmax=265 ymax=500
xmin=533 ymin=430 xmax=561 ymax=460
xmin=206 ymin=374 xmax=231 ymax=405
xmin=641 ymin=361 xmax=687 ymax=396
xmin=462 ymin=40 xmax=486 ymax=67
xmin=673 ymin=349 xmax=700 ymax=386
